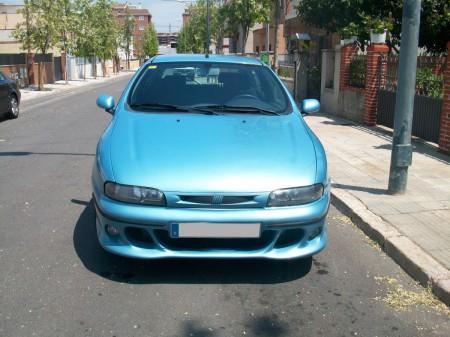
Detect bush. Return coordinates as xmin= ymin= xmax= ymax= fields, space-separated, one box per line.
xmin=348 ymin=56 xmax=366 ymax=88
xmin=415 ymin=68 xmax=443 ymax=98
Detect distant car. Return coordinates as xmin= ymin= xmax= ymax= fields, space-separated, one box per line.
xmin=92 ymin=54 xmax=330 ymax=260
xmin=0 ymin=71 xmax=20 ymax=119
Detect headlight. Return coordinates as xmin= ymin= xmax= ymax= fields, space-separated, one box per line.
xmin=104 ymin=182 xmax=166 ymax=206
xmin=267 ymin=184 xmax=324 ymax=207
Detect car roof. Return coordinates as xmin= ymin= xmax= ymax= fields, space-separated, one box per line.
xmin=150 ymin=54 xmax=264 ymax=66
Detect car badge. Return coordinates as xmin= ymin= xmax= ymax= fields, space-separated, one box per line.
xmin=211 ymin=195 xmax=224 ymax=205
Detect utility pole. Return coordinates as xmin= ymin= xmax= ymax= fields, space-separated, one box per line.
xmin=388 ymin=0 xmax=422 ymax=194
xmin=205 ymin=0 xmax=211 ymax=56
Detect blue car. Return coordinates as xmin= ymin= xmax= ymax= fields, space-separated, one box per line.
xmin=92 ymin=54 xmax=330 ymax=259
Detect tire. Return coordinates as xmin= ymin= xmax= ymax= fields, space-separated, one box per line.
xmin=7 ymin=95 xmax=19 ymax=119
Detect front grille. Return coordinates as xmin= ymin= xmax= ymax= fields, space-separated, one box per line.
xmin=153 ymin=229 xmax=276 ymax=251
xmin=179 ymin=195 xmax=255 ymax=205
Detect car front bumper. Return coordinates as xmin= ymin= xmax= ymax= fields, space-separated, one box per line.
xmin=93 ymin=193 xmax=329 ymax=260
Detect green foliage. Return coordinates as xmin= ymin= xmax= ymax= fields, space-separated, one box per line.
xmin=91 ymin=0 xmax=120 ymax=61
xmin=13 ymin=0 xmax=33 ymax=52
xmin=54 ymin=0 xmax=77 ymax=55
xmin=73 ymin=0 xmax=95 ymax=58
xmin=141 ymin=24 xmax=158 ymax=58
xmin=415 ymin=68 xmax=443 ymax=98
xmin=348 ymin=56 xmax=366 ymax=88
xmin=177 ymin=0 xmax=219 ymax=54
xmin=13 ymin=0 xmax=59 ymax=55
xmin=221 ymin=0 xmax=272 ymax=53
xmin=277 ymin=65 xmax=295 ymax=78
xmin=363 ymin=16 xmax=393 ymax=34
xmin=339 ymin=23 xmax=359 ymax=38
xmin=13 ymin=0 xmax=60 ymax=89
xmin=297 ymin=0 xmax=450 ymax=54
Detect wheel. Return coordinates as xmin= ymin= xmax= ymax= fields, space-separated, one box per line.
xmin=7 ymin=95 xmax=19 ymax=119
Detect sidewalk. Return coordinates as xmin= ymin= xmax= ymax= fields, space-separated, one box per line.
xmin=306 ymin=113 xmax=450 ymax=305
xmin=20 ymin=71 xmax=134 ymax=103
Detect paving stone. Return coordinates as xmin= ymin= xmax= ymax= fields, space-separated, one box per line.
xmin=307 ymin=114 xmax=450 ymax=272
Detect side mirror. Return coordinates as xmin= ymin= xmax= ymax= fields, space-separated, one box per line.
xmin=301 ymin=99 xmax=320 ymax=114
xmin=96 ymin=94 xmax=115 ymax=114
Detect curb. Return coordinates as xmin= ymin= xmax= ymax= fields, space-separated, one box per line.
xmin=331 ymin=187 xmax=450 ymax=307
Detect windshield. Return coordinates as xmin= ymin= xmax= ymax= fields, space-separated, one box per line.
xmin=128 ymin=62 xmax=291 ymax=114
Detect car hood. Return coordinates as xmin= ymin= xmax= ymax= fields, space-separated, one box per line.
xmin=109 ymin=110 xmax=317 ymax=193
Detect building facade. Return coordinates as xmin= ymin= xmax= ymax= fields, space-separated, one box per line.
xmin=0 ymin=4 xmax=24 ymax=53
xmin=112 ymin=3 xmax=152 ymax=59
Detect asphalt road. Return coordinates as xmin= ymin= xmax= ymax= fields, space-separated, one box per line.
xmin=0 ymin=75 xmax=449 ymax=337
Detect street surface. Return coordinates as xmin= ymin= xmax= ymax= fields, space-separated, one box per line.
xmin=0 ymin=75 xmax=449 ymax=337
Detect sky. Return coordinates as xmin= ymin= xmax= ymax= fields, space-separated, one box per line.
xmin=6 ymin=0 xmax=194 ymax=33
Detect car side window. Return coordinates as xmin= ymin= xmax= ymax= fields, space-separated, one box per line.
xmin=0 ymin=72 xmax=5 ymax=81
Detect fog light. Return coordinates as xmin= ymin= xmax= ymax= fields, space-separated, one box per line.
xmin=106 ymin=224 xmax=120 ymax=236
xmin=308 ymin=227 xmax=322 ymax=240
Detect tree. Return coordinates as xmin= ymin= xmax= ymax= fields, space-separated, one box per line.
xmin=176 ymin=0 xmax=214 ymax=54
xmin=221 ymin=0 xmax=272 ymax=55
xmin=297 ymin=0 xmax=450 ymax=54
xmin=141 ymin=24 xmax=158 ymax=58
xmin=91 ymin=0 xmax=119 ymax=77
xmin=73 ymin=0 xmax=96 ymax=79
xmin=13 ymin=0 xmax=60 ymax=90
xmin=55 ymin=0 xmax=77 ymax=83
xmin=122 ymin=9 xmax=135 ymax=70
xmin=272 ymin=0 xmax=281 ymax=70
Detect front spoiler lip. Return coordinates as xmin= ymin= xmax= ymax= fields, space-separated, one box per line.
xmin=92 ymin=193 xmax=329 ymax=260
xmin=94 ymin=202 xmax=328 ymax=260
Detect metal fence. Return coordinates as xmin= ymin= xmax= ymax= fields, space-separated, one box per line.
xmin=377 ymin=55 xmax=446 ymax=143
xmin=382 ymin=55 xmax=446 ymax=98
xmin=348 ymin=55 xmax=366 ymax=88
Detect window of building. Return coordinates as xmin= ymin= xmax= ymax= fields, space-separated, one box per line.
xmin=139 ymin=16 xmax=145 ymax=21
xmin=139 ymin=26 xmax=144 ymax=31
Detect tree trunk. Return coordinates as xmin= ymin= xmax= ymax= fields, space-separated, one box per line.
xmin=102 ymin=60 xmax=106 ymax=77
xmin=273 ymin=0 xmax=280 ymax=71
xmin=83 ymin=57 xmax=86 ymax=80
xmin=93 ymin=55 xmax=97 ymax=79
xmin=241 ymin=25 xmax=248 ymax=56
xmin=38 ymin=61 xmax=43 ymax=91
xmin=65 ymin=52 xmax=69 ymax=84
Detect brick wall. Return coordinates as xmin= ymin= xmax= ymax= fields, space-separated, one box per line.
xmin=339 ymin=43 xmax=359 ymax=91
xmin=362 ymin=44 xmax=389 ymax=126
xmin=438 ymin=42 xmax=450 ymax=153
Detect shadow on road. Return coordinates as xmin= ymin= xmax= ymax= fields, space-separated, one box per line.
xmin=73 ymin=200 xmax=312 ymax=285
xmin=332 ymin=183 xmax=387 ymax=195
xmin=0 ymin=151 xmax=95 ymax=157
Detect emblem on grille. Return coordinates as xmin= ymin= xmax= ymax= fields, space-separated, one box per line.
xmin=211 ymin=195 xmax=224 ymax=205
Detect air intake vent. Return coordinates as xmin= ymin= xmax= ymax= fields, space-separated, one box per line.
xmin=179 ymin=195 xmax=255 ymax=205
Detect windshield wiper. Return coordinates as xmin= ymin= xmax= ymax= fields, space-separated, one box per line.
xmin=193 ymin=104 xmax=281 ymax=116
xmin=129 ymin=103 xmax=221 ymax=115
xmin=129 ymin=103 xmax=191 ymax=112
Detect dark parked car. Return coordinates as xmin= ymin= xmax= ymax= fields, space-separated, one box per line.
xmin=0 ymin=71 xmax=21 ymax=119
